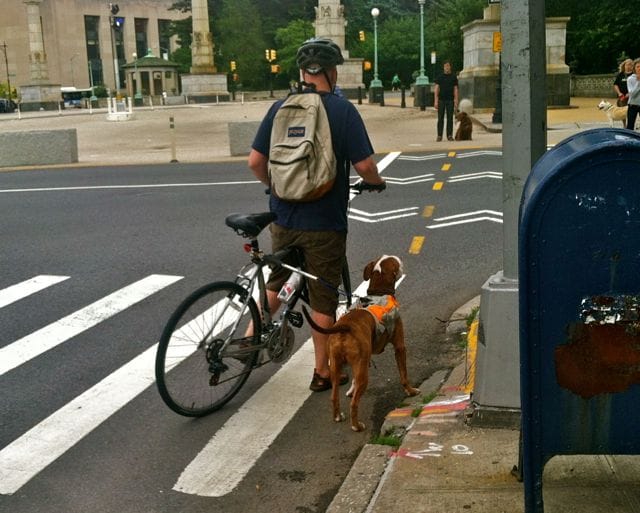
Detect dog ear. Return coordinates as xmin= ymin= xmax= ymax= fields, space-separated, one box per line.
xmin=363 ymin=260 xmax=376 ymax=280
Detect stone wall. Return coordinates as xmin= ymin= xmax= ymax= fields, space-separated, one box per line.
xmin=571 ymin=74 xmax=617 ymax=98
xmin=0 ymin=129 xmax=78 ymax=168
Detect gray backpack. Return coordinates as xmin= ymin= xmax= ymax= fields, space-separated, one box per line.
xmin=268 ymin=93 xmax=336 ymax=202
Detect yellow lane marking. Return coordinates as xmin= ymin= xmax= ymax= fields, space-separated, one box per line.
xmin=441 ymin=163 xmax=452 ymax=172
xmin=422 ymin=205 xmax=435 ymax=218
xmin=448 ymin=151 xmax=456 ymax=157
xmin=408 ymin=236 xmax=425 ymax=255
xmin=433 ymin=181 xmax=444 ymax=191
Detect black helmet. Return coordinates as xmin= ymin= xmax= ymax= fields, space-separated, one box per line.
xmin=296 ymin=37 xmax=344 ymax=74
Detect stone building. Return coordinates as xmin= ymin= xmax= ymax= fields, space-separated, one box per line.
xmin=1 ymin=0 xmax=186 ymax=108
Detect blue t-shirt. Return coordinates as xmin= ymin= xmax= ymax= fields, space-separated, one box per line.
xmin=252 ymin=91 xmax=374 ymax=232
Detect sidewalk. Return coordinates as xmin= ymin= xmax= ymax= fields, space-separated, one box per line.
xmin=327 ymin=300 xmax=640 ymax=513
xmin=0 ymin=94 xmax=618 ymax=168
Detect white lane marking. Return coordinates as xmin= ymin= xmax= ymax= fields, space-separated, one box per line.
xmin=0 ymin=274 xmax=182 ymax=376
xmin=174 ymin=340 xmax=315 ymax=497
xmin=0 ymin=181 xmax=261 ymax=194
xmin=377 ymin=151 xmax=402 ymax=171
xmin=0 ymin=282 xmax=234 ymax=496
xmin=0 ymin=275 xmax=69 ymax=309
xmin=0 ymin=344 xmax=158 ymax=495
xmin=175 ymin=276 xmax=405 ymax=497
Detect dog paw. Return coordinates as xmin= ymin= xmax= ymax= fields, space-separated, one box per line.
xmin=351 ymin=422 xmax=366 ymax=432
xmin=334 ymin=412 xmax=346 ymax=423
xmin=406 ymin=387 xmax=421 ymax=397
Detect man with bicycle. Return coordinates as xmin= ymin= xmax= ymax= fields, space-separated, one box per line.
xmin=248 ymin=37 xmax=385 ymax=392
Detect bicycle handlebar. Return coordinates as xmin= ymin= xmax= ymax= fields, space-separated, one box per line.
xmin=350 ymin=181 xmax=386 ymax=194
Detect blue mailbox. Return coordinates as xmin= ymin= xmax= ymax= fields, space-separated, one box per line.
xmin=519 ymin=128 xmax=640 ymax=512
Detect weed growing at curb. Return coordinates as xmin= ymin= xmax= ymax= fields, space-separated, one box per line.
xmin=370 ymin=432 xmax=403 ymax=449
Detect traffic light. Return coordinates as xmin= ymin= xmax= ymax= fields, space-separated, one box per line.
xmin=265 ymin=49 xmax=276 ymax=62
xmin=230 ymin=60 xmax=237 ymax=72
xmin=109 ymin=3 xmax=119 ymax=15
xmin=271 ymin=64 xmax=281 ymax=74
xmin=363 ymin=60 xmax=372 ymax=71
xmin=112 ymin=16 xmax=124 ymax=31
xmin=358 ymin=30 xmax=365 ymax=42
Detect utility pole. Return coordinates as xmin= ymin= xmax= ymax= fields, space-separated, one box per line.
xmin=1 ymin=41 xmax=11 ymax=100
xmin=109 ymin=3 xmax=120 ymax=94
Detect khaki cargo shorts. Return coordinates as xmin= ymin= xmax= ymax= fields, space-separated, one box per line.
xmin=267 ymin=224 xmax=347 ymax=317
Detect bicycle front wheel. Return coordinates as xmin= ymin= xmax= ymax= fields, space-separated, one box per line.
xmin=155 ymin=281 xmax=261 ymax=417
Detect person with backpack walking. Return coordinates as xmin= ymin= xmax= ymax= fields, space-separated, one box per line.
xmin=248 ymin=37 xmax=385 ymax=392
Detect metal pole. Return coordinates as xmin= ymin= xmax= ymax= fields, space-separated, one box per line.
xmin=416 ymin=0 xmax=428 ymax=85
xmin=110 ymin=20 xmax=120 ymax=94
xmin=2 ymin=41 xmax=11 ymax=100
xmin=169 ymin=116 xmax=178 ymax=163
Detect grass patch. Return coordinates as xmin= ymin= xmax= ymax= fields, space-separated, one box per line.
xmin=370 ymin=433 xmax=403 ymax=448
xmin=423 ymin=391 xmax=438 ymax=404
xmin=466 ymin=306 xmax=480 ymax=327
xmin=410 ymin=406 xmax=423 ymax=418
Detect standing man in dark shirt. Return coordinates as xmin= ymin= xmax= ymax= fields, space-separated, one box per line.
xmin=434 ymin=60 xmax=459 ymax=142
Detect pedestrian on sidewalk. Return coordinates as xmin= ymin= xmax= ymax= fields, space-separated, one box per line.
xmin=614 ymin=58 xmax=633 ymax=107
xmin=391 ymin=73 xmax=401 ymax=91
xmin=434 ymin=60 xmax=459 ymax=142
xmin=626 ymin=58 xmax=640 ymax=130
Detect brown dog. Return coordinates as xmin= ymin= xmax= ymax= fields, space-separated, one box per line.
xmin=454 ymin=111 xmax=473 ymax=141
xmin=303 ymin=255 xmax=420 ymax=432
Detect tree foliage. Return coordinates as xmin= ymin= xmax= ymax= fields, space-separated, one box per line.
xmin=167 ymin=0 xmax=634 ymax=90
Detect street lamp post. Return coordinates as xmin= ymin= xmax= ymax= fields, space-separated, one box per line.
xmin=416 ymin=0 xmax=428 ymax=85
xmin=415 ymin=0 xmax=429 ymax=110
xmin=369 ymin=7 xmax=383 ymax=104
xmin=132 ymin=52 xmax=143 ymax=105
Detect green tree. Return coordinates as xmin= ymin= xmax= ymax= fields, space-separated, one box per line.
xmin=274 ymin=19 xmax=315 ymax=82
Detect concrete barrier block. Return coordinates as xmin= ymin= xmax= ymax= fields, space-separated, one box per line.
xmin=228 ymin=121 xmax=260 ymax=156
xmin=0 ymin=129 xmax=78 ymax=167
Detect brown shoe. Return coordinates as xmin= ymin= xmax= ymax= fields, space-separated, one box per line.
xmin=436 ymin=136 xmax=442 ymax=142
xmin=309 ymin=370 xmax=349 ymax=392
xmin=447 ymin=136 xmax=454 ymax=141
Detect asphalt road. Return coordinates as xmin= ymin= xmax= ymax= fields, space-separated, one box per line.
xmin=0 ymin=150 xmax=503 ymax=512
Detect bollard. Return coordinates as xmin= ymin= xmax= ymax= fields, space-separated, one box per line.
xmin=380 ymin=92 xmax=385 ymax=107
xmin=169 ymin=116 xmax=178 ymax=163
xmin=58 ymin=101 xmax=62 ymax=115
xmin=357 ymin=87 xmax=362 ymax=105
xmin=241 ymin=92 xmax=245 ymax=105
xmin=401 ymin=87 xmax=406 ymax=108
xmin=149 ymin=96 xmax=154 ymax=110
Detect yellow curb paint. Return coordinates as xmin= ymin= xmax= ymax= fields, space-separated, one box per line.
xmin=422 ymin=205 xmax=435 ymax=218
xmin=462 ymin=316 xmax=479 ymax=394
xmin=409 ymin=236 xmax=425 ymax=255
xmin=433 ymin=181 xmax=444 ymax=191
xmin=441 ymin=163 xmax=452 ymax=172
xmin=448 ymin=151 xmax=456 ymax=157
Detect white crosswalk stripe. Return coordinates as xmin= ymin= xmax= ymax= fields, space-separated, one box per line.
xmin=0 ymin=274 xmax=182 ymax=376
xmin=0 ymin=275 xmax=69 ymax=309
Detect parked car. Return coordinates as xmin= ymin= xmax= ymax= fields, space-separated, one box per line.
xmin=0 ymin=98 xmax=17 ymax=113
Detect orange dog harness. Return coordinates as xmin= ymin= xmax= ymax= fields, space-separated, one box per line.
xmin=361 ymin=295 xmax=399 ymax=337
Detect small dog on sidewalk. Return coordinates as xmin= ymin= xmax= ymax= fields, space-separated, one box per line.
xmin=302 ymin=255 xmax=420 ymax=432
xmin=454 ymin=111 xmax=473 ymax=141
xmin=598 ymin=100 xmax=627 ymax=128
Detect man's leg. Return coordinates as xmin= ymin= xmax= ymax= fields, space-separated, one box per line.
xmin=309 ymin=310 xmax=333 ymax=377
xmin=437 ymin=102 xmax=445 ymax=140
xmin=446 ymin=100 xmax=454 ymax=139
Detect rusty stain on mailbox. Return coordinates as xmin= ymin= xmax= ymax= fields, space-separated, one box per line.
xmin=519 ymin=128 xmax=640 ymax=513
xmin=555 ymin=295 xmax=640 ymax=399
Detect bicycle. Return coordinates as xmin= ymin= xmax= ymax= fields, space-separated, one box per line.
xmin=155 ymin=181 xmax=386 ymax=417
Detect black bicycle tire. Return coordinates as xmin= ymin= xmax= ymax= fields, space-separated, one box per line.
xmin=155 ymin=281 xmax=261 ymax=417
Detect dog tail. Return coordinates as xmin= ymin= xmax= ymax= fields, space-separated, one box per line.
xmin=301 ymin=306 xmax=350 ymax=335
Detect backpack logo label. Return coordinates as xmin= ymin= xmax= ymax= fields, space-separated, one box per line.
xmin=287 ymin=126 xmax=305 ymax=137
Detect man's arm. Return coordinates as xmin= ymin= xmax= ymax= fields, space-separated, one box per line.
xmin=248 ymin=149 xmax=269 ymax=186
xmin=353 ymin=156 xmax=385 ymax=185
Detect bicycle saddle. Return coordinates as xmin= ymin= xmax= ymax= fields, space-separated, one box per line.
xmin=225 ymin=212 xmax=277 ymax=238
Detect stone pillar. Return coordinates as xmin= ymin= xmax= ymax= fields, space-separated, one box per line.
xmin=19 ymin=0 xmax=61 ymax=111
xmin=458 ymin=5 xmax=570 ymax=111
xmin=190 ymin=0 xmax=215 ymax=74
xmin=314 ymin=0 xmax=364 ymax=98
xmin=181 ymin=0 xmax=229 ymax=101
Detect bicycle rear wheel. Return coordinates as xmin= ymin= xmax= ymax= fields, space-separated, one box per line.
xmin=155 ymin=281 xmax=261 ymax=417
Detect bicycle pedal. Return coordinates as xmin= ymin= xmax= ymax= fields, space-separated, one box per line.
xmin=286 ymin=310 xmax=304 ymax=328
